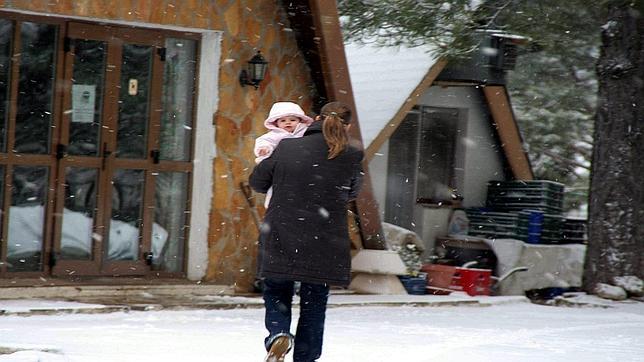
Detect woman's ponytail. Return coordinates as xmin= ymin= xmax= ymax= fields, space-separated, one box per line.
xmin=320 ymin=102 xmax=351 ymax=159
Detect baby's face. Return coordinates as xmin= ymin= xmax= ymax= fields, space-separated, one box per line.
xmin=276 ymin=116 xmax=301 ymax=133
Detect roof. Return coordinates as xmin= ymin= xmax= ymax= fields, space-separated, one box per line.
xmin=344 ymin=42 xmax=439 ymax=148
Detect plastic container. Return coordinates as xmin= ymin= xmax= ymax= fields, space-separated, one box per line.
xmin=398 ymin=275 xmax=427 ymax=295
xmin=422 ymin=264 xmax=457 ymax=289
xmin=525 ymin=211 xmax=544 ymax=243
xmin=451 ymin=267 xmax=492 ymax=296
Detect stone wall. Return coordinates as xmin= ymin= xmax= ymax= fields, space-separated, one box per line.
xmin=0 ymin=0 xmax=318 ymax=290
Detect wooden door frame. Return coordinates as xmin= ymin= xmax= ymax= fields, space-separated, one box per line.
xmin=52 ymin=22 xmax=167 ymax=276
xmin=51 ymin=22 xmax=115 ymax=276
xmin=0 ymin=15 xmax=66 ymax=278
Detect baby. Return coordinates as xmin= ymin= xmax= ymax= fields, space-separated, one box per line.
xmin=254 ymin=101 xmax=314 ymax=207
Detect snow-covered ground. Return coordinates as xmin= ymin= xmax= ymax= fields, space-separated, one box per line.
xmin=1 ymin=298 xmax=643 ymax=362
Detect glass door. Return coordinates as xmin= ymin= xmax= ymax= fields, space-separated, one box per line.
xmin=52 ymin=23 xmax=164 ymax=276
xmin=0 ymin=17 xmax=62 ymax=275
xmin=0 ymin=12 xmax=197 ymax=279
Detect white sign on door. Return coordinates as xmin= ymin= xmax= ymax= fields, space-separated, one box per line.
xmin=72 ymin=84 xmax=96 ymax=123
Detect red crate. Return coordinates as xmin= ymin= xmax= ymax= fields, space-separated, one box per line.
xmin=422 ymin=264 xmax=457 ymax=289
xmin=451 ymin=267 xmax=491 ymax=296
xmin=421 ymin=264 xmax=492 ymax=296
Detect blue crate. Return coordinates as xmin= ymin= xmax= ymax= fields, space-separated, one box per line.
xmin=398 ymin=275 xmax=427 ymax=295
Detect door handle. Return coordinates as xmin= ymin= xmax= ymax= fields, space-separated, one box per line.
xmin=150 ymin=149 xmax=160 ymax=164
xmin=102 ymin=143 xmax=111 ymax=170
xmin=49 ymin=251 xmax=59 ymax=267
xmin=143 ymin=252 xmax=154 ymax=266
xmin=56 ymin=144 xmax=67 ymax=160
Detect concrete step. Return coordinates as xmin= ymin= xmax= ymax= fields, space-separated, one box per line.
xmin=0 ymin=283 xmax=234 ymax=300
xmin=0 ymin=293 xmax=531 ymax=317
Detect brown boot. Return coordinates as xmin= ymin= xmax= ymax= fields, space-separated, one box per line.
xmin=264 ymin=335 xmax=293 ymax=362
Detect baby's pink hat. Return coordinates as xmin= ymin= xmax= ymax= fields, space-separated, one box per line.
xmin=264 ymin=102 xmax=314 ymax=126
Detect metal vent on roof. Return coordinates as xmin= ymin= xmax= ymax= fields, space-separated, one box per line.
xmin=489 ymin=34 xmax=523 ymax=71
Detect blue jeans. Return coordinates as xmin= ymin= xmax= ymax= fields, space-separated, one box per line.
xmin=262 ymin=278 xmax=330 ymax=362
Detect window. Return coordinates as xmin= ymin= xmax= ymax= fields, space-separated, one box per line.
xmin=15 ymin=22 xmax=57 ymax=154
xmin=385 ymin=106 xmax=463 ymax=228
xmin=416 ymin=107 xmax=460 ymax=203
xmin=0 ymin=19 xmax=11 ymax=153
xmin=385 ymin=111 xmax=420 ymax=228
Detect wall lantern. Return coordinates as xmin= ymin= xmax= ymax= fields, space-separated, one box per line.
xmin=239 ymin=51 xmax=268 ymax=89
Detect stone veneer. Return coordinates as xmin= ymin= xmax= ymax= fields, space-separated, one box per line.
xmin=0 ymin=0 xmax=318 ymax=291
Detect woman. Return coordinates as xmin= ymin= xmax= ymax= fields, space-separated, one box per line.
xmin=249 ymin=101 xmax=364 ymax=362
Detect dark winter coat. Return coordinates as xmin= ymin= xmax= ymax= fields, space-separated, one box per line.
xmin=249 ymin=122 xmax=364 ymax=286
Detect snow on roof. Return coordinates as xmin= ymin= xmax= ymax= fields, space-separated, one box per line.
xmin=344 ymin=42 xmax=439 ymax=148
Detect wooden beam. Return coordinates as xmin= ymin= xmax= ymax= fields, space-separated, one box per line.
xmin=482 ymin=86 xmax=534 ymax=180
xmin=432 ymin=80 xmax=483 ymax=87
xmin=365 ymin=59 xmax=447 ymax=162
xmin=308 ymin=0 xmax=386 ymax=249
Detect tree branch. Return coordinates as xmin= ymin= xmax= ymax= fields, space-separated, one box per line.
xmin=542 ymin=149 xmax=591 ymax=171
xmin=483 ymin=0 xmax=516 ymax=29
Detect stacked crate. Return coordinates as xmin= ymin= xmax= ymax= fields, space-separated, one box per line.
xmin=486 ymin=180 xmax=565 ymax=244
xmin=516 ymin=210 xmax=564 ymax=244
xmin=465 ymin=209 xmax=520 ymax=240
xmin=464 ymin=181 xmax=587 ymax=244
xmin=466 ymin=180 xmax=570 ymax=244
xmin=562 ymin=218 xmax=588 ymax=244
xmin=486 ymin=180 xmax=565 ymax=215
